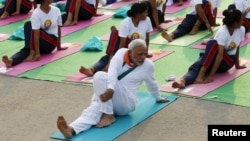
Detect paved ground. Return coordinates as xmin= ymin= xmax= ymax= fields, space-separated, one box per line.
xmin=1 ymin=74 xmax=250 ymax=141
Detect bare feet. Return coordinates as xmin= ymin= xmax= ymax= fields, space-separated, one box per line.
xmin=24 ymin=50 xmax=35 ymax=61
xmin=11 ymin=11 xmax=20 ymax=16
xmin=189 ymin=25 xmax=199 ymax=35
xmin=0 ymin=12 xmax=10 ymax=20
xmin=96 ymin=114 xmax=115 ymax=128
xmin=70 ymin=20 xmax=78 ymax=26
xmin=63 ymin=20 xmax=72 ymax=26
xmin=57 ymin=116 xmax=74 ymax=138
xmin=194 ymin=67 xmax=206 ymax=83
xmin=176 ymin=1 xmax=183 ymax=6
xmin=31 ymin=54 xmax=40 ymax=61
xmin=161 ymin=30 xmax=173 ymax=42
xmin=172 ymin=79 xmax=185 ymax=89
xmin=79 ymin=66 xmax=94 ymax=77
xmin=2 ymin=56 xmax=13 ymax=68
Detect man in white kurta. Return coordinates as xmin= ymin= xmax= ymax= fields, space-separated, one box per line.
xmin=57 ymin=39 xmax=168 ymax=138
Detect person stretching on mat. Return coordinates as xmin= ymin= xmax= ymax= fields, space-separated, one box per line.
xmin=139 ymin=0 xmax=167 ymax=31
xmin=79 ymin=2 xmax=153 ymax=77
xmin=0 ymin=0 xmax=36 ymax=20
xmin=56 ymin=39 xmax=169 ymax=139
xmin=172 ymin=9 xmax=247 ymax=89
xmin=166 ymin=0 xmax=188 ymax=7
xmin=62 ymin=0 xmax=102 ymax=26
xmin=161 ymin=0 xmax=218 ymax=42
xmin=2 ymin=0 xmax=67 ymax=68
xmin=227 ymin=0 xmax=250 ymax=34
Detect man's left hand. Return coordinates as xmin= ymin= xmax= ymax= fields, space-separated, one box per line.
xmin=100 ymin=89 xmax=114 ymax=102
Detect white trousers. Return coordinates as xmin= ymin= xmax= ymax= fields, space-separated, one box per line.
xmin=70 ymin=71 xmax=137 ymax=134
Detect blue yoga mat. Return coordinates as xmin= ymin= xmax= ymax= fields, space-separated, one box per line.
xmin=50 ymin=92 xmax=177 ymax=141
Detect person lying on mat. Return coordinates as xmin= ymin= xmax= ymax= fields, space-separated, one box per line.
xmin=139 ymin=0 xmax=167 ymax=31
xmin=2 ymin=0 xmax=67 ymax=67
xmin=79 ymin=2 xmax=153 ymax=77
xmin=0 ymin=0 xmax=37 ymax=20
xmin=57 ymin=39 xmax=169 ymax=139
xmin=99 ymin=0 xmax=130 ymax=6
xmin=227 ymin=0 xmax=250 ymax=34
xmin=62 ymin=0 xmax=102 ymax=26
xmin=172 ymin=9 xmax=247 ymax=89
xmin=161 ymin=0 xmax=219 ymax=42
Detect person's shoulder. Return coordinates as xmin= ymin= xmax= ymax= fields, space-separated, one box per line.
xmin=143 ymin=58 xmax=154 ymax=67
xmin=116 ymin=48 xmax=128 ymax=54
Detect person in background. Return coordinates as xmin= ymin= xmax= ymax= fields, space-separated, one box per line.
xmin=228 ymin=0 xmax=250 ymax=34
xmin=139 ymin=0 xmax=166 ymax=31
xmin=2 ymin=0 xmax=67 ymax=67
xmin=62 ymin=0 xmax=102 ymax=26
xmin=0 ymin=0 xmax=36 ymax=20
xmin=79 ymin=2 xmax=153 ymax=77
xmin=189 ymin=0 xmax=220 ymax=35
xmin=161 ymin=0 xmax=216 ymax=42
xmin=57 ymin=39 xmax=169 ymax=139
xmin=172 ymin=9 xmax=246 ymax=89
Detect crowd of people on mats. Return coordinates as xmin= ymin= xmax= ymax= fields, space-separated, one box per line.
xmin=0 ymin=0 xmax=249 ymax=138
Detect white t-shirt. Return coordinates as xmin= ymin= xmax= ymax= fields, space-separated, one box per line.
xmin=214 ymin=25 xmax=245 ymax=55
xmin=234 ymin=0 xmax=250 ymax=19
xmin=31 ymin=6 xmax=62 ymax=37
xmin=119 ymin=17 xmax=153 ymax=40
xmin=188 ymin=0 xmax=203 ymax=15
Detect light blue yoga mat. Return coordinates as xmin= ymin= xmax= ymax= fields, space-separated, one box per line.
xmin=50 ymin=92 xmax=177 ymax=141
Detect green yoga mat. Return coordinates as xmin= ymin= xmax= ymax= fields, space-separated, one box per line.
xmin=202 ymin=72 xmax=250 ymax=107
xmin=50 ymin=92 xmax=177 ymax=141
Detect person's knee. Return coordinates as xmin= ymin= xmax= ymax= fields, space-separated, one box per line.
xmin=93 ymin=71 xmax=107 ymax=82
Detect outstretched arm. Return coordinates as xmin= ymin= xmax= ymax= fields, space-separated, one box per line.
xmin=57 ymin=26 xmax=68 ymax=50
xmin=195 ymin=4 xmax=213 ymax=33
xmin=235 ymin=46 xmax=247 ymax=69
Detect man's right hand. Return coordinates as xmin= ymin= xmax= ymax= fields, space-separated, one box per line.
xmin=100 ymin=89 xmax=114 ymax=102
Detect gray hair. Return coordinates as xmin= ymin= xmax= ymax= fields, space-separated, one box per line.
xmin=128 ymin=39 xmax=147 ymax=50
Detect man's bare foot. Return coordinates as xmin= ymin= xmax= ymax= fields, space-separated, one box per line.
xmin=96 ymin=114 xmax=115 ymax=128
xmin=161 ymin=30 xmax=173 ymax=42
xmin=11 ymin=11 xmax=20 ymax=16
xmin=57 ymin=116 xmax=73 ymax=138
xmin=172 ymin=79 xmax=185 ymax=89
xmin=79 ymin=66 xmax=94 ymax=77
xmin=0 ymin=12 xmax=10 ymax=20
xmin=2 ymin=56 xmax=13 ymax=68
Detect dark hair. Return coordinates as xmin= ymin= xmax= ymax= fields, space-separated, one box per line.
xmin=35 ymin=0 xmax=43 ymax=4
xmin=127 ymin=2 xmax=148 ymax=17
xmin=222 ymin=9 xmax=242 ymax=26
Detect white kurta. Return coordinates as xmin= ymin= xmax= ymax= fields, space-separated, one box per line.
xmin=70 ymin=48 xmax=162 ymax=134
